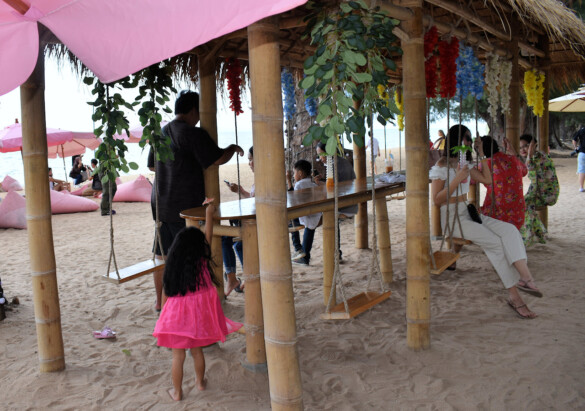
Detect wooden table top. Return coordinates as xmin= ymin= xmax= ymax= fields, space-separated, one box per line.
xmin=181 ymin=179 xmax=405 ymax=221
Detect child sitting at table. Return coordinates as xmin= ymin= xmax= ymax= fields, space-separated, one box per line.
xmin=291 ymin=160 xmax=322 ymax=266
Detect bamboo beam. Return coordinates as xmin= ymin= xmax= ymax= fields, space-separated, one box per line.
xmin=506 ymin=34 xmax=521 ymax=152
xmin=248 ymin=17 xmax=303 ymax=410
xmin=241 ymin=219 xmax=267 ymax=371
xmin=199 ymin=57 xmax=225 ymax=299
xmin=538 ymin=37 xmax=550 ymax=229
xmin=21 ymin=44 xmax=65 ymax=372
xmin=353 ymin=101 xmax=368 ymax=249
xmin=402 ymin=4 xmax=431 ymax=351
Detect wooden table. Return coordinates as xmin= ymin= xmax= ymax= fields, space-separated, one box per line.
xmin=181 ymin=178 xmax=405 ymax=370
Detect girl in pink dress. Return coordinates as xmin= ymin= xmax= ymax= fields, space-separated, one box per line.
xmin=153 ymin=204 xmax=242 ymax=401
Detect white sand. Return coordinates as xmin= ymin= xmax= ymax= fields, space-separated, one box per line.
xmin=1 ymin=155 xmax=584 ymax=409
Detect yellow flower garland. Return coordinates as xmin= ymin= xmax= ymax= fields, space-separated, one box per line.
xmin=394 ymin=88 xmax=404 ymax=131
xmin=523 ymin=69 xmax=545 ymax=117
xmin=377 ymin=84 xmax=390 ymax=106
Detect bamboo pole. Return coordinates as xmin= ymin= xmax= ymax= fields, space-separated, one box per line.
xmin=402 ymin=3 xmax=431 ymax=350
xmin=538 ymin=37 xmax=550 ymax=229
xmin=241 ymin=219 xmax=267 ymax=371
xmin=353 ymin=100 xmax=368 ymax=249
xmin=506 ymin=35 xmax=520 ymax=152
xmin=430 ymin=203 xmax=442 ymax=239
xmin=248 ymin=17 xmax=303 ymax=410
xmin=199 ymin=57 xmax=225 ymax=299
xmin=21 ymin=44 xmax=65 ymax=372
xmin=375 ymin=198 xmax=393 ymax=283
xmin=322 ymin=210 xmax=336 ymax=305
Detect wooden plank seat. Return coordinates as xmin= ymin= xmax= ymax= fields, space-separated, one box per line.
xmin=451 ymin=237 xmax=473 ymax=246
xmin=430 ymin=251 xmax=460 ymax=275
xmin=103 ymin=259 xmax=165 ymax=284
xmin=320 ymin=291 xmax=392 ymax=320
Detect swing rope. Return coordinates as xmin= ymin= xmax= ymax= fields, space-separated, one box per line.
xmin=234 ymin=111 xmax=241 ymax=201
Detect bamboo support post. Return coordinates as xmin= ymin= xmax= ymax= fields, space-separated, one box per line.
xmin=241 ymin=219 xmax=267 ymax=371
xmin=353 ymin=100 xmax=368 ymax=249
xmin=402 ymin=3 xmax=431 ymax=350
xmin=322 ymin=210 xmax=336 ymax=306
xmin=538 ymin=37 xmax=550 ymax=229
xmin=199 ymin=57 xmax=225 ymax=299
xmin=21 ymin=45 xmax=65 ymax=372
xmin=248 ymin=17 xmax=303 ymax=410
xmin=375 ymin=198 xmax=393 ymax=283
xmin=467 ymin=182 xmax=478 ymax=209
xmin=430 ymin=203 xmax=442 ymax=239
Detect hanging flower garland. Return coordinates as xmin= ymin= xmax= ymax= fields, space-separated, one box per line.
xmin=225 ymin=58 xmax=244 ymax=115
xmin=438 ymin=36 xmax=459 ymax=98
xmin=305 ymin=97 xmax=318 ymax=117
xmin=485 ymin=54 xmax=501 ymax=119
xmin=499 ymin=60 xmax=512 ymax=114
xmin=456 ymin=45 xmax=484 ymax=99
xmin=394 ymin=87 xmax=404 ymax=131
xmin=281 ymin=69 xmax=296 ymax=121
xmin=424 ymin=26 xmax=439 ymax=98
xmin=523 ymin=69 xmax=545 ymax=117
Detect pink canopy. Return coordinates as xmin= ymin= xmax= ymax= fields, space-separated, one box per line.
xmin=0 ymin=121 xmax=97 ymax=153
xmin=0 ymin=0 xmax=307 ymax=96
xmin=48 ymin=137 xmax=101 ymax=159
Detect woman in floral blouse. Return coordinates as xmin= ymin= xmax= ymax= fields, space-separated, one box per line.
xmin=479 ymin=136 xmax=527 ymax=230
xmin=518 ymin=134 xmax=560 ymax=246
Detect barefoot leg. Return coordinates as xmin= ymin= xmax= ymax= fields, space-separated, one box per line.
xmin=170 ymin=349 xmax=186 ymax=400
xmin=190 ymin=347 xmax=206 ymax=391
xmin=154 ymin=264 xmax=164 ymax=310
xmin=225 ymin=272 xmax=240 ymax=297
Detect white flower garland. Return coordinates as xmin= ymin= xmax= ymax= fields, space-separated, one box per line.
xmin=485 ymin=54 xmax=513 ymax=118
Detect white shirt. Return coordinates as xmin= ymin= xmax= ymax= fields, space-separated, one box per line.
xmin=366 ymin=137 xmax=379 ymax=156
xmin=294 ymin=177 xmax=322 ymax=230
xmin=429 ymin=165 xmax=469 ymax=197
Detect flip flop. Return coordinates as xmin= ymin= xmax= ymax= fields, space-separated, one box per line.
xmin=516 ymin=279 xmax=543 ymax=298
xmin=93 ymin=326 xmax=117 ymax=339
xmin=234 ymin=278 xmax=244 ymax=293
xmin=506 ymin=300 xmax=536 ymax=320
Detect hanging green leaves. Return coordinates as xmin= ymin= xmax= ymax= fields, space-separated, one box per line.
xmin=301 ymin=0 xmax=402 ymax=155
xmin=84 ymin=75 xmax=138 ymax=184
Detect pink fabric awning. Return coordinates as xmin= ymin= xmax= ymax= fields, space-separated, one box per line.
xmin=0 ymin=0 xmax=307 ymax=96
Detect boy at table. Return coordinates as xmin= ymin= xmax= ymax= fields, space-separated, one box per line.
xmin=291 ymin=160 xmax=322 ymax=266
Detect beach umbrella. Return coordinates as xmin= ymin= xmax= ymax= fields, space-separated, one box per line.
xmin=113 ymin=121 xmax=169 ymax=144
xmin=548 ymin=87 xmax=585 ymax=112
xmin=48 ymin=135 xmax=101 ymax=159
xmin=0 ymin=121 xmax=100 ymax=158
xmin=0 ymin=0 xmax=308 ymax=96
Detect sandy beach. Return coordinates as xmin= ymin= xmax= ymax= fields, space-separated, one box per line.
xmin=1 ymin=154 xmax=584 ymax=410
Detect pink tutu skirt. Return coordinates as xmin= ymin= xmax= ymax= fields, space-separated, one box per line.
xmin=153 ymin=285 xmax=242 ymax=349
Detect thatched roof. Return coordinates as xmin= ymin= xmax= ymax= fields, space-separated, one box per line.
xmin=48 ymin=0 xmax=585 ymax=92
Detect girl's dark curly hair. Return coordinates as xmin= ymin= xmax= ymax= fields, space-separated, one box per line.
xmin=163 ymin=227 xmax=219 ymax=297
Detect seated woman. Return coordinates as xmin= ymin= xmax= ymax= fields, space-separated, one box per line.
xmin=430 ymin=125 xmax=542 ymax=319
xmin=48 ymin=167 xmax=70 ymax=192
xmin=478 ymin=136 xmax=527 ymax=230
xmin=221 ymin=146 xmax=254 ymax=296
xmin=518 ymin=134 xmax=559 ymax=246
xmin=69 ymin=155 xmax=89 ymax=185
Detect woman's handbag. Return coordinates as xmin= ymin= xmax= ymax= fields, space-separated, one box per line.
xmin=467 ymin=203 xmax=482 ymax=224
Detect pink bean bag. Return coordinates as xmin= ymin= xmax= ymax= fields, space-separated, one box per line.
xmin=1 ymin=175 xmax=23 ymax=192
xmin=0 ymin=191 xmax=27 ymax=229
xmin=50 ymin=189 xmax=99 ymax=214
xmin=71 ymin=182 xmax=91 ymax=196
xmin=113 ymin=175 xmax=152 ymax=202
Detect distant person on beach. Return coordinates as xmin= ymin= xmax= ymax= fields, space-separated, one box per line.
xmin=48 ymin=167 xmax=70 ymax=192
xmin=572 ymin=126 xmax=585 ymax=192
xmin=433 ymin=129 xmax=446 ymax=150
xmin=147 ymin=90 xmax=243 ymax=311
xmin=221 ymin=146 xmax=255 ymax=296
xmin=153 ymin=203 xmax=242 ymax=401
xmin=430 ymin=124 xmax=542 ymax=319
xmin=69 ymin=155 xmax=88 ymax=185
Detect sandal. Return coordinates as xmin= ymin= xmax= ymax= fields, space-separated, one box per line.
xmin=507 ymin=300 xmax=537 ymax=320
xmin=93 ymin=326 xmax=117 ymax=339
xmin=516 ymin=279 xmax=543 ymax=298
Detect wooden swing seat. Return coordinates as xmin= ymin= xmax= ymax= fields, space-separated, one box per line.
xmin=320 ymin=290 xmax=391 ymax=320
xmin=103 ymin=259 xmax=165 ymax=284
xmin=430 ymin=251 xmax=460 ymax=275
xmin=451 ymin=237 xmax=473 ymax=246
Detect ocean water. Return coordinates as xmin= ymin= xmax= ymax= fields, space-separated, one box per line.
xmin=0 ymin=126 xmax=453 ymax=188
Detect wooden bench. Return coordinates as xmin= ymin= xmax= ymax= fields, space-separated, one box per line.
xmin=103 ymin=259 xmax=165 ymax=284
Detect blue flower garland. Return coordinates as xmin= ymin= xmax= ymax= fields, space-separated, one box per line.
xmin=456 ymin=45 xmax=484 ymax=100
xmin=305 ymin=97 xmax=318 ymax=117
xmin=281 ymin=69 xmax=296 ymax=121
